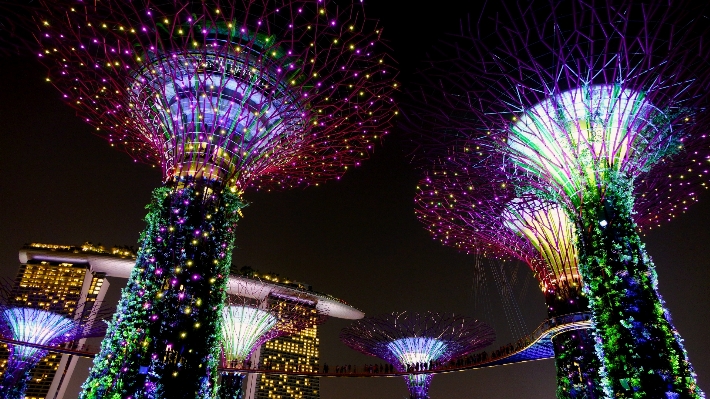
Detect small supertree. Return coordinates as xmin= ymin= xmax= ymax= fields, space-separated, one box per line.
xmin=340 ymin=312 xmax=494 ymax=399
xmin=0 ymin=292 xmax=109 ymax=399
xmin=416 ymin=162 xmax=602 ymax=398
xmin=32 ymin=1 xmax=395 ymax=398
xmin=407 ymin=0 xmax=710 ymax=397
xmin=218 ymin=284 xmax=324 ymax=399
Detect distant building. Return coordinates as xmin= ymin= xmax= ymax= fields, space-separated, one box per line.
xmin=0 ymin=242 xmax=135 ymax=399
xmin=5 ymin=245 xmax=362 ymax=399
xmin=233 ymin=269 xmax=322 ymax=399
xmin=255 ymin=315 xmax=320 ymax=399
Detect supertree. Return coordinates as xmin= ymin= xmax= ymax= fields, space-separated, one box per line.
xmin=340 ymin=312 xmax=495 ymax=399
xmin=416 ymin=161 xmax=602 ymax=398
xmin=0 ymin=290 xmax=109 ymax=399
xmin=218 ymin=282 xmax=325 ymax=399
xmin=406 ymin=0 xmax=710 ymax=397
xmin=31 ymin=0 xmax=395 ymax=398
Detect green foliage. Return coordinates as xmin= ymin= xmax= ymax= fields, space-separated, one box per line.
xmin=80 ymin=181 xmax=245 ymax=399
xmin=552 ymin=329 xmax=604 ymax=399
xmin=575 ymin=173 xmax=702 ymax=398
xmin=217 ymin=372 xmax=245 ymax=399
xmin=0 ymin=362 xmax=30 ymax=399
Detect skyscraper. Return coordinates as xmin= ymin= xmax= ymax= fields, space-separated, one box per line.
xmin=4 ymin=247 xmax=361 ymax=398
xmin=230 ymin=269 xmax=358 ymax=399
xmin=0 ymin=242 xmax=134 ymax=399
xmin=255 ymin=321 xmax=320 ymax=399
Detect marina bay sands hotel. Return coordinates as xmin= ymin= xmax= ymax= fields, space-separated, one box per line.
xmin=3 ymin=242 xmax=362 ymax=399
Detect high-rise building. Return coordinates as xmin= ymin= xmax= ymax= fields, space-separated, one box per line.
xmin=2 ymin=257 xmax=85 ymax=399
xmin=229 ymin=269 xmax=360 ymax=399
xmin=255 ymin=319 xmax=320 ymax=399
xmin=0 ymin=242 xmax=135 ymax=399
xmin=4 ymin=246 xmax=362 ymax=398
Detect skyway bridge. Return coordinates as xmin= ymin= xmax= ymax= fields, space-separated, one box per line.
xmin=0 ymin=312 xmax=592 ymax=377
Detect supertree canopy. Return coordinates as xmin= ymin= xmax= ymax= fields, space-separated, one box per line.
xmin=32 ymin=0 xmax=395 ymax=398
xmin=218 ymin=287 xmax=323 ymax=399
xmin=221 ymin=306 xmax=277 ymax=367
xmin=340 ymin=312 xmax=494 ymax=399
xmin=0 ymin=1 xmax=36 ymax=56
xmin=416 ymin=163 xmax=601 ymax=398
xmin=0 ymin=296 xmax=109 ymax=399
xmin=407 ymin=0 xmax=710 ymax=397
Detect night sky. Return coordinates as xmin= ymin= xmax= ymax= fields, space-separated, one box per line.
xmin=1 ymin=1 xmax=709 ymax=398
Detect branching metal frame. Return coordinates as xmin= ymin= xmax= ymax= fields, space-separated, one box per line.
xmin=35 ymin=0 xmax=397 ymax=191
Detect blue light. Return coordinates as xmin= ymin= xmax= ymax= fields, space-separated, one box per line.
xmin=2 ymin=308 xmax=77 ymax=360
xmin=387 ymin=337 xmax=447 ymax=366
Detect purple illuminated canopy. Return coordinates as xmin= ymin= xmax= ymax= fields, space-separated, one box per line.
xmin=341 ymin=312 xmax=494 ymax=399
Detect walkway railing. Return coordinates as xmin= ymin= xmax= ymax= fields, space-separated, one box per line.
xmin=0 ymin=312 xmax=592 ymax=378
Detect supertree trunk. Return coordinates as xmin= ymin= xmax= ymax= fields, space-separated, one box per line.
xmin=0 ymin=358 xmax=31 ymax=399
xmin=80 ymin=180 xmax=244 ymax=399
xmin=545 ymin=287 xmax=604 ymax=399
xmin=405 ymin=373 xmax=433 ymax=399
xmin=577 ymin=174 xmax=701 ymax=398
xmin=218 ymin=372 xmax=246 ymax=399
xmin=552 ymin=329 xmax=604 ymax=399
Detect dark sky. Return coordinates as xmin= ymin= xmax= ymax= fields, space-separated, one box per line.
xmin=1 ymin=1 xmax=709 ymax=398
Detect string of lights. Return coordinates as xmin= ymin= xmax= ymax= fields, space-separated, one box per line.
xmin=406 ymin=0 xmax=710 ymax=396
xmin=218 ymin=285 xmax=324 ymax=399
xmin=32 ymin=0 xmax=396 ymax=397
xmin=0 ymin=284 xmax=109 ymax=399
xmin=340 ymin=312 xmax=494 ymax=399
xmin=416 ymin=166 xmax=602 ymax=398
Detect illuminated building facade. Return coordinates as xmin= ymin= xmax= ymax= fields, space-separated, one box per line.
xmin=230 ymin=269 xmax=338 ymax=399
xmin=0 ymin=256 xmax=85 ymax=399
xmin=254 ymin=310 xmax=320 ymax=399
xmin=2 ymin=249 xmax=358 ymax=399
xmin=0 ymin=243 xmax=135 ymax=399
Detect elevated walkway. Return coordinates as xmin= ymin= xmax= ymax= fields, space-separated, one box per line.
xmin=0 ymin=313 xmax=592 ymax=377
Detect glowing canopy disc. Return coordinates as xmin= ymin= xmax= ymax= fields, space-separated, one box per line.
xmin=132 ymin=51 xmax=304 ymax=183
xmin=502 ymin=198 xmax=580 ymax=288
xmin=509 ymin=84 xmax=669 ymax=200
xmin=1 ymin=308 xmax=77 ymax=361
xmin=221 ymin=305 xmax=278 ymax=364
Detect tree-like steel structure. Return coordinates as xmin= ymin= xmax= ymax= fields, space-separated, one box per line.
xmin=33 ymin=1 xmax=395 ymax=398
xmin=416 ymin=163 xmax=602 ymax=398
xmin=218 ymin=281 xmax=325 ymax=399
xmin=0 ymin=1 xmax=36 ymax=56
xmin=0 ymin=289 xmax=109 ymax=399
xmin=407 ymin=0 xmax=710 ymax=397
xmin=340 ymin=312 xmax=494 ymax=399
